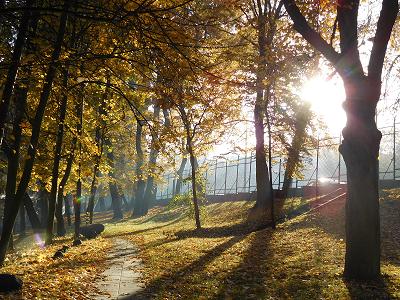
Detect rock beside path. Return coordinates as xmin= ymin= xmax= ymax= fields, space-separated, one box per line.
xmin=0 ymin=274 xmax=23 ymax=293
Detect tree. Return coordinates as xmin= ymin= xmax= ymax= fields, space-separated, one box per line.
xmin=282 ymin=0 xmax=399 ymax=279
xmin=0 ymin=0 xmax=70 ymax=265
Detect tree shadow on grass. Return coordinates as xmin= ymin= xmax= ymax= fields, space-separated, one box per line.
xmin=174 ymin=221 xmax=271 ymax=239
xmin=212 ymin=228 xmax=326 ymax=299
xmin=344 ymin=276 xmax=394 ymax=300
xmin=126 ymin=234 xmax=248 ymax=299
xmin=104 ymin=216 xmax=185 ymax=239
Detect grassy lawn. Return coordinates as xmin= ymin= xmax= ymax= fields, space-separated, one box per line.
xmin=1 ymin=191 xmax=399 ymax=299
xmin=102 ymin=193 xmax=400 ymax=300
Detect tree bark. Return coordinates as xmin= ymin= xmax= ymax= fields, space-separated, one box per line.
xmin=282 ymin=105 xmax=311 ymax=198
xmin=187 ymin=139 xmax=201 ymax=229
xmin=340 ymin=76 xmax=382 ymax=279
xmin=64 ymin=194 xmax=72 ymax=226
xmin=132 ymin=120 xmax=146 ymax=217
xmin=0 ymin=0 xmax=34 ymax=139
xmin=46 ymin=68 xmax=69 ymax=244
xmin=106 ymin=140 xmax=123 ymax=220
xmin=254 ymin=3 xmax=272 ymax=210
xmin=86 ymin=103 xmax=105 ymax=223
xmin=175 ymin=155 xmax=187 ymax=196
xmin=143 ymin=105 xmax=161 ymax=214
xmin=55 ymin=137 xmax=77 ymax=235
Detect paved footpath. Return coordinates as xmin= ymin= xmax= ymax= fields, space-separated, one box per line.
xmin=93 ymin=239 xmax=146 ymax=300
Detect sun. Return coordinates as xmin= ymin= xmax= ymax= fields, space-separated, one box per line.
xmin=300 ymin=77 xmax=346 ymax=134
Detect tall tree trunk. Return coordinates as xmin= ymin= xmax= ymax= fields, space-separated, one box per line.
xmin=109 ymin=181 xmax=123 ymax=219
xmin=132 ymin=121 xmax=146 ymax=217
xmin=282 ymin=105 xmax=311 ymax=199
xmin=0 ymin=1 xmax=69 ymax=264
xmin=254 ymin=5 xmax=272 ymax=210
xmin=46 ymin=68 xmax=69 ymax=244
xmin=266 ymin=100 xmax=275 ymax=228
xmin=55 ymin=137 xmax=77 ymax=235
xmin=105 ymin=138 xmax=123 ymax=219
xmin=74 ymin=90 xmax=84 ymax=241
xmin=0 ymin=0 xmax=34 ymax=140
xmin=143 ymin=105 xmax=161 ymax=214
xmin=86 ymin=108 xmax=104 ymax=223
xmin=340 ymin=76 xmax=382 ymax=279
xmin=39 ymin=189 xmax=49 ymax=227
xmin=64 ymin=194 xmax=72 ymax=226
xmin=175 ymin=154 xmax=187 ymax=195
xmin=98 ymin=195 xmax=105 ymax=212
xmin=1 ymin=63 xmax=29 ymax=250
xmin=187 ymin=139 xmax=201 ymax=229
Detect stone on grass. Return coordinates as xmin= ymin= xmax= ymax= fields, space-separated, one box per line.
xmin=0 ymin=274 xmax=23 ymax=293
xmin=80 ymin=224 xmax=105 ymax=239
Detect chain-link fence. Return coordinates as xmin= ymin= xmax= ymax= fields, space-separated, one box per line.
xmin=156 ymin=120 xmax=400 ymax=200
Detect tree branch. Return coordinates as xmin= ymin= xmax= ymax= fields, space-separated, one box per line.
xmin=368 ymin=0 xmax=399 ymax=79
xmin=281 ymin=0 xmax=341 ymax=68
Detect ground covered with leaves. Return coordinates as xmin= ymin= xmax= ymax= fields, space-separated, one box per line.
xmin=103 ymin=191 xmax=400 ymax=299
xmin=0 ymin=233 xmax=112 ymax=299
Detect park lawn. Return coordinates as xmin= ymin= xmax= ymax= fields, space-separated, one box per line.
xmin=103 ymin=193 xmax=400 ymax=300
xmin=0 ymin=232 xmax=112 ymax=299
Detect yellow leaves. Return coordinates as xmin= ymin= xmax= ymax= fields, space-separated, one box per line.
xmin=1 ymin=236 xmax=112 ymax=299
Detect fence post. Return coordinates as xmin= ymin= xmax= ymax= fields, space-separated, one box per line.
xmin=243 ymin=152 xmax=247 ymax=193
xmin=338 ymin=133 xmax=341 ymax=183
xmin=224 ymin=159 xmax=228 ymax=194
xmin=316 ymin=138 xmax=320 ymax=199
xmin=278 ymin=158 xmax=282 ymax=190
xmin=205 ymin=165 xmax=208 ymax=195
xmin=248 ymin=152 xmax=252 ymax=192
xmin=236 ymin=154 xmax=239 ymax=194
xmin=214 ymin=159 xmax=217 ymax=195
xmin=167 ymin=174 xmax=170 ymax=198
xmin=394 ymin=118 xmax=396 ymax=180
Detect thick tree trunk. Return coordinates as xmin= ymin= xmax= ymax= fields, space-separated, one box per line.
xmin=109 ymin=182 xmax=123 ymax=219
xmin=340 ymin=76 xmax=381 ymax=280
xmin=46 ymin=68 xmax=69 ymax=244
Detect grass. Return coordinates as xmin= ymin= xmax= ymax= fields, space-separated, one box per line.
xmin=1 ymin=192 xmax=399 ymax=299
xmin=101 ymin=194 xmax=400 ymax=300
